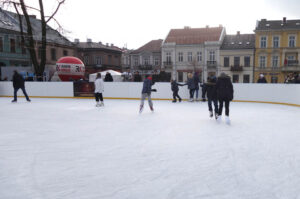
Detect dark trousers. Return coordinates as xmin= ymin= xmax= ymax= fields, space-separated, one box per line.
xmin=189 ymin=89 xmax=195 ymax=98
xmin=172 ymin=90 xmax=181 ymax=101
xmin=14 ymin=87 xmax=30 ymax=101
xmin=218 ymin=99 xmax=230 ymax=116
xmin=95 ymin=93 xmax=103 ymax=102
xmin=208 ymin=98 xmax=218 ymax=113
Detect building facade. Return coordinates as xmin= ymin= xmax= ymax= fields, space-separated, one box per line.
xmin=220 ymin=32 xmax=255 ymax=83
xmin=254 ymin=17 xmax=300 ymax=83
xmin=75 ymin=39 xmax=122 ymax=76
xmin=130 ymin=39 xmax=162 ymax=76
xmin=161 ymin=26 xmax=225 ymax=82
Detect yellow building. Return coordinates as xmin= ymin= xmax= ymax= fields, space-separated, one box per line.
xmin=254 ymin=17 xmax=300 ymax=83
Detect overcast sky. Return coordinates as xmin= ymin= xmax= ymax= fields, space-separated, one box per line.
xmin=16 ymin=0 xmax=300 ymax=49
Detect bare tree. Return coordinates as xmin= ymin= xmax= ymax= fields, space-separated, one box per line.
xmin=1 ymin=0 xmax=65 ymax=81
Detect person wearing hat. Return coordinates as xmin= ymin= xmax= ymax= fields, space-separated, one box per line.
xmin=203 ymin=75 xmax=219 ymax=119
xmin=257 ymin=74 xmax=268 ymax=83
xmin=94 ymin=73 xmax=104 ymax=107
xmin=170 ymin=78 xmax=185 ymax=103
xmin=139 ymin=75 xmax=156 ymax=113
xmin=11 ymin=70 xmax=31 ymax=103
xmin=216 ymin=73 xmax=234 ymax=124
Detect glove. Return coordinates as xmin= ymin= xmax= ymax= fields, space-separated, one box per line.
xmin=151 ymin=89 xmax=157 ymax=92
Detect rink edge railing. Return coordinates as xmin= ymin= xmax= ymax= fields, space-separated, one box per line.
xmin=1 ymin=95 xmax=300 ymax=108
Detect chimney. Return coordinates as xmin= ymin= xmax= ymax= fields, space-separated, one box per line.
xmin=261 ymin=18 xmax=267 ymax=22
xmin=205 ymin=25 xmax=209 ymax=28
xmin=184 ymin=26 xmax=191 ymax=29
xmin=237 ymin=31 xmax=240 ymax=36
xmin=74 ymin=38 xmax=80 ymax=44
xmin=283 ymin=17 xmax=287 ymax=23
xmin=87 ymin=38 xmax=92 ymax=43
xmin=219 ymin=24 xmax=223 ymax=27
xmin=99 ymin=41 xmax=102 ymax=45
xmin=111 ymin=43 xmax=114 ymax=47
xmin=106 ymin=43 xmax=109 ymax=47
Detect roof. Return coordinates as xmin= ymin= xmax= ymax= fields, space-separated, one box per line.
xmin=131 ymin=39 xmax=163 ymax=54
xmin=75 ymin=42 xmax=122 ymax=52
xmin=256 ymin=18 xmax=300 ymax=31
xmin=0 ymin=8 xmax=73 ymax=46
xmin=221 ymin=34 xmax=255 ymax=50
xmin=164 ymin=27 xmax=223 ymax=45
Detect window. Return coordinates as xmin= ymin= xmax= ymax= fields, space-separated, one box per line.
xmin=289 ymin=36 xmax=295 ymax=47
xmin=63 ymin=50 xmax=68 ymax=56
xmin=0 ymin=37 xmax=3 ymax=52
xmin=154 ymin=57 xmax=159 ymax=65
xmin=232 ymin=74 xmax=239 ymax=83
xmin=83 ymin=56 xmax=89 ymax=65
xmin=260 ymin=36 xmax=267 ymax=48
xmin=134 ymin=57 xmax=139 ymax=66
xmin=51 ymin=48 xmax=56 ymax=61
xmin=224 ymin=57 xmax=229 ymax=67
xmin=10 ymin=38 xmax=16 ymax=53
xmin=166 ymin=52 xmax=171 ymax=63
xmin=234 ymin=57 xmax=240 ymax=66
xmin=95 ymin=56 xmax=102 ymax=65
xmin=243 ymin=74 xmax=250 ymax=83
xmin=178 ymin=52 xmax=183 ymax=62
xmin=273 ymin=36 xmax=279 ymax=48
xmin=108 ymin=55 xmax=112 ymax=64
xmin=143 ymin=58 xmax=150 ymax=65
xmin=259 ymin=56 xmax=266 ymax=68
xmin=272 ymin=56 xmax=279 ymax=68
xmin=271 ymin=76 xmax=278 ymax=83
xmin=197 ymin=52 xmax=202 ymax=62
xmin=244 ymin=56 xmax=250 ymax=67
xmin=188 ymin=52 xmax=192 ymax=62
xmin=209 ymin=51 xmax=215 ymax=61
xmin=178 ymin=71 xmax=183 ymax=82
xmin=21 ymin=40 xmax=26 ymax=54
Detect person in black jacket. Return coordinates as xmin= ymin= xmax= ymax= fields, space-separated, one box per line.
xmin=139 ymin=75 xmax=156 ymax=113
xmin=216 ymin=73 xmax=233 ymax=124
xmin=12 ymin=70 xmax=31 ymax=102
xmin=257 ymin=74 xmax=267 ymax=83
xmin=104 ymin=72 xmax=113 ymax=82
xmin=203 ymin=76 xmax=218 ymax=119
xmin=170 ymin=79 xmax=184 ymax=103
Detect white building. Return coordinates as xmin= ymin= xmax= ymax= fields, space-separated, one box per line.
xmin=161 ymin=26 xmax=226 ymax=82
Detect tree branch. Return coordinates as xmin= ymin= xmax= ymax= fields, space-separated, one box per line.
xmin=45 ymin=0 xmax=65 ymax=23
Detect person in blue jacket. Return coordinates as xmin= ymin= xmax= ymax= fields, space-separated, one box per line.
xmin=139 ymin=75 xmax=157 ymax=113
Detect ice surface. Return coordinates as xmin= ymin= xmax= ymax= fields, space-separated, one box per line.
xmin=0 ymin=98 xmax=300 ymax=199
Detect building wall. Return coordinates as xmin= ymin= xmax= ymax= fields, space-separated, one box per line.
xmin=220 ymin=49 xmax=255 ymax=83
xmin=255 ymin=30 xmax=300 ymax=83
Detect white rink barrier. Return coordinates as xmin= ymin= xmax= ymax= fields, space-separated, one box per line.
xmin=0 ymin=82 xmax=299 ymax=106
xmin=0 ymin=82 xmax=73 ymax=97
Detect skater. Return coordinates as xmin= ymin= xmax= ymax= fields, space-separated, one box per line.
xmin=193 ymin=72 xmax=200 ymax=101
xmin=139 ymin=75 xmax=156 ymax=113
xmin=203 ymin=76 xmax=219 ymax=119
xmin=257 ymin=74 xmax=267 ymax=83
xmin=11 ymin=70 xmax=31 ymax=102
xmin=216 ymin=73 xmax=234 ymax=124
xmin=186 ymin=72 xmax=196 ymax=102
xmin=104 ymin=72 xmax=113 ymax=82
xmin=171 ymin=79 xmax=184 ymax=103
xmin=94 ymin=73 xmax=104 ymax=107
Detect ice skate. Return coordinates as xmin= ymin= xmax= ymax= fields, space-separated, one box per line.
xmin=209 ymin=111 xmax=213 ymax=118
xmin=215 ymin=113 xmax=219 ymax=120
xmin=217 ymin=115 xmax=222 ymax=123
xmin=225 ymin=116 xmax=231 ymax=125
xmin=196 ymin=98 xmax=200 ymax=102
xmin=27 ymin=99 xmax=31 ymax=102
xmin=139 ymin=105 xmax=144 ymax=113
xmin=172 ymin=100 xmax=176 ymax=103
xmin=96 ymin=102 xmax=100 ymax=107
xmin=11 ymin=100 xmax=17 ymax=103
xmin=150 ymin=106 xmax=154 ymax=112
xmin=100 ymin=102 xmax=104 ymax=106
xmin=188 ymin=98 xmax=194 ymax=102
xmin=179 ymin=98 xmax=182 ymax=102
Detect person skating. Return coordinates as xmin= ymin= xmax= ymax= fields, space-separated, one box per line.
xmin=171 ymin=79 xmax=184 ymax=103
xmin=216 ymin=73 xmax=234 ymax=124
xmin=193 ymin=72 xmax=200 ymax=101
xmin=186 ymin=73 xmax=196 ymax=102
xmin=11 ymin=70 xmax=31 ymax=102
xmin=257 ymin=74 xmax=267 ymax=83
xmin=203 ymin=76 xmax=219 ymax=119
xmin=139 ymin=75 xmax=156 ymax=113
xmin=94 ymin=73 xmax=104 ymax=107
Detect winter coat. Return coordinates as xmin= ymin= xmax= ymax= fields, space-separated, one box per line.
xmin=142 ymin=78 xmax=155 ymax=94
xmin=12 ymin=72 xmax=25 ymax=89
xmin=187 ymin=77 xmax=195 ymax=90
xmin=216 ymin=74 xmax=234 ymax=101
xmin=171 ymin=81 xmax=184 ymax=92
xmin=193 ymin=73 xmax=200 ymax=90
xmin=257 ymin=77 xmax=267 ymax=83
xmin=104 ymin=73 xmax=113 ymax=82
xmin=204 ymin=78 xmax=217 ymax=100
xmin=94 ymin=78 xmax=104 ymax=93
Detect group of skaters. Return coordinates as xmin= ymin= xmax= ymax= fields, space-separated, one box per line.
xmin=139 ymin=72 xmax=234 ymax=124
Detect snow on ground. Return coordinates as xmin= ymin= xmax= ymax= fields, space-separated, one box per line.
xmin=0 ymin=97 xmax=300 ymax=199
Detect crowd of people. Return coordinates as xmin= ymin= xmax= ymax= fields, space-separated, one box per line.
xmin=284 ymin=72 xmax=300 ymax=84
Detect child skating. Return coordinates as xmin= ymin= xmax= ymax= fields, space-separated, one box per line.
xmin=139 ymin=75 xmax=156 ymax=113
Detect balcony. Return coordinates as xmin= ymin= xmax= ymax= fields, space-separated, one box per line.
xmin=207 ymin=61 xmax=217 ymax=68
xmin=281 ymin=65 xmax=300 ymax=72
xmin=138 ymin=65 xmax=154 ymax=70
xmin=163 ymin=61 xmax=173 ymax=69
xmin=230 ymin=65 xmax=243 ymax=71
xmin=285 ymin=60 xmax=299 ymax=66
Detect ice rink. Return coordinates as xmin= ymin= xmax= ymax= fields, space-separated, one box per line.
xmin=0 ymin=97 xmax=300 ymax=199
